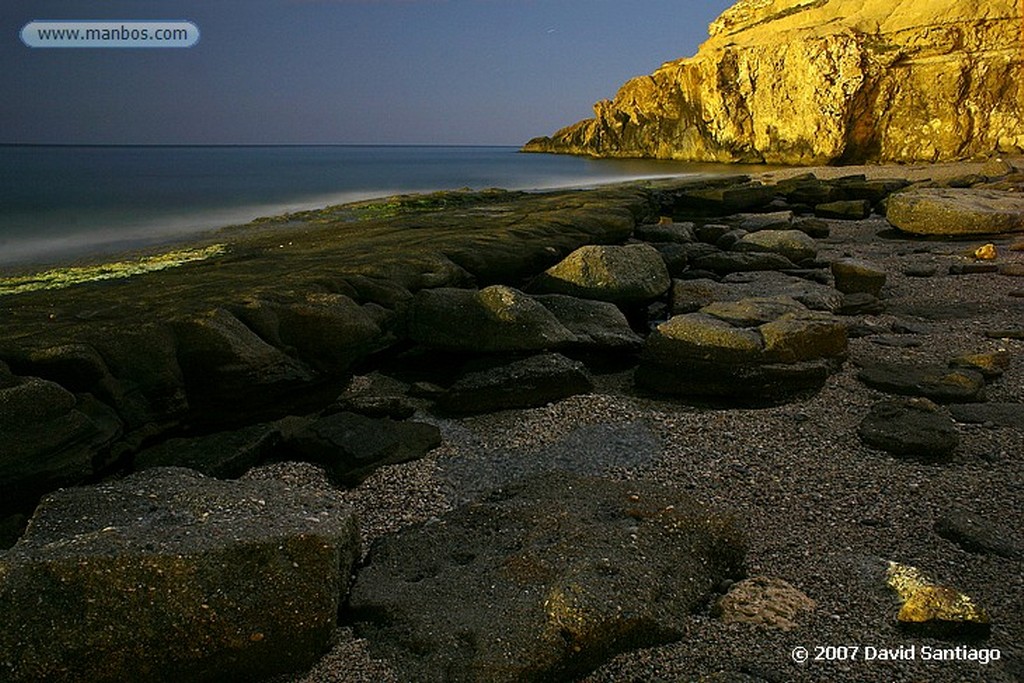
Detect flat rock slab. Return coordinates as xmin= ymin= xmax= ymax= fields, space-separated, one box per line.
xmin=934 ymin=507 xmax=1024 ymax=559
xmin=0 ymin=468 xmax=360 ymax=683
xmin=948 ymin=402 xmax=1024 ymax=429
xmin=887 ymin=188 xmax=1024 ymax=236
xmin=857 ymin=361 xmax=986 ymax=403
xmin=133 ymin=422 xmax=282 ymax=478
xmin=348 ymin=472 xmax=745 ymax=683
xmin=857 ymin=399 xmax=959 ymax=460
xmin=437 ymin=353 xmax=593 ymax=415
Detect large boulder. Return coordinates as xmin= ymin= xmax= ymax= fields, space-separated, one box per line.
xmin=0 ymin=373 xmax=122 ymax=516
xmin=171 ymin=308 xmax=317 ymax=418
xmin=530 ymin=243 xmax=671 ymax=305
xmin=523 ymin=0 xmax=1024 ymax=164
xmin=235 ymin=293 xmax=384 ymax=375
xmin=637 ymin=299 xmax=847 ymax=401
xmin=348 ymin=472 xmax=745 ymax=682
xmin=0 ymin=468 xmax=360 ymax=683
xmin=406 ymin=285 xmax=576 ymax=352
xmin=534 ymin=294 xmax=643 ymax=352
xmin=886 ymin=188 xmax=1024 ymax=236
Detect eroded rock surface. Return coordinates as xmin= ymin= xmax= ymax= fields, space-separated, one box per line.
xmin=0 ymin=468 xmax=360 ymax=683
xmin=348 ymin=472 xmax=745 ymax=683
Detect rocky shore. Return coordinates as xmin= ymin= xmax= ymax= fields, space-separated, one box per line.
xmin=1 ymin=159 xmax=1023 ymax=682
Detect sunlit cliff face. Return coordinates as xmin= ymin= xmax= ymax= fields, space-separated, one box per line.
xmin=525 ymin=0 xmax=1024 ymax=165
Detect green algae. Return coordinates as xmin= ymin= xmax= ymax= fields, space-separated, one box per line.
xmin=0 ymin=244 xmax=228 ymax=296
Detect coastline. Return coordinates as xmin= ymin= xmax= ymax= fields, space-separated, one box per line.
xmin=1 ymin=158 xmax=1022 ymax=682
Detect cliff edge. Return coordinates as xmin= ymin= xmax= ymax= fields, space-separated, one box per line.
xmin=523 ymin=0 xmax=1024 ymax=165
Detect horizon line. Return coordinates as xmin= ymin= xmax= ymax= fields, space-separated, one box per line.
xmin=0 ymin=142 xmax=524 ymax=149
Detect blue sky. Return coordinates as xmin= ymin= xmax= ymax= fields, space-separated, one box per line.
xmin=2 ymin=1 xmax=735 ymax=145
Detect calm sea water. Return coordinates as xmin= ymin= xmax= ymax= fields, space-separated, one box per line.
xmin=0 ymin=145 xmax=734 ymax=269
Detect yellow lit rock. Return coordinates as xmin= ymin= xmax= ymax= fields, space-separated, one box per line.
xmin=886 ymin=562 xmax=990 ymax=637
xmin=974 ymin=244 xmax=998 ymax=260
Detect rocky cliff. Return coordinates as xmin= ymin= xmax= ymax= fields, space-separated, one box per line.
xmin=523 ymin=0 xmax=1024 ymax=165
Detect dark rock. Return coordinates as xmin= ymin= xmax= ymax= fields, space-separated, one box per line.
xmin=719 ymin=271 xmax=844 ymax=312
xmin=287 ymin=412 xmax=441 ymax=486
xmin=348 ymin=472 xmax=746 ymax=683
xmin=838 ymin=292 xmax=885 ymax=315
xmin=530 ymin=243 xmax=671 ymax=305
xmin=342 ymin=274 xmax=414 ymax=308
xmin=775 ymin=176 xmax=841 ymax=205
xmin=857 ymin=362 xmax=986 ymax=403
xmin=676 ymin=182 xmax=776 ymax=215
xmin=0 ymin=468 xmax=360 ymax=683
xmin=815 ymin=199 xmax=872 ymax=220
xmin=935 ymin=507 xmax=1023 ymax=559
xmin=715 ymin=228 xmax=748 ymax=251
xmin=857 ymin=399 xmax=959 ymax=459
xmin=0 ymin=376 xmax=122 ymax=516
xmin=831 ymin=257 xmax=887 ymax=296
xmin=437 ymin=353 xmax=593 ymax=415
xmin=171 ymin=308 xmax=318 ymax=417
xmin=235 ymin=293 xmax=384 ymax=375
xmin=134 ymin=422 xmax=282 ymax=478
xmin=949 ymin=262 xmax=1000 ymax=275
xmin=903 ymin=263 xmax=939 ymax=278
xmin=332 ymin=394 xmax=417 ymax=420
xmin=89 ymin=324 xmax=188 ymax=430
xmin=407 ymin=285 xmax=575 ymax=353
xmin=984 ymin=328 xmax=1024 ymax=340
xmin=634 ymin=221 xmax=696 ymax=243
xmin=695 ymin=223 xmax=734 ymax=244
xmin=655 ymin=242 xmax=721 ymax=277
xmin=793 ymin=217 xmax=831 ymax=238
xmin=535 ymin=294 xmax=643 ymax=352
xmin=691 ymin=251 xmax=797 ymax=275
xmin=948 ymin=402 xmax=1024 ymax=429
xmin=0 ymin=514 xmax=26 ymax=550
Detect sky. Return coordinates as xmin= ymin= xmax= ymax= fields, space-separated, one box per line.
xmin=2 ymin=1 xmax=736 ymax=146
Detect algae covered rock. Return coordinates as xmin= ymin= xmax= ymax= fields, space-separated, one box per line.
xmin=348 ymin=471 xmax=745 ymax=682
xmin=0 ymin=468 xmax=360 ymax=683
xmin=887 ymin=188 xmax=1024 ymax=236
xmin=531 ymin=243 xmax=671 ymax=305
xmin=407 ymin=285 xmax=576 ymax=352
xmin=524 ymin=0 xmax=1024 ymax=164
xmin=636 ymin=298 xmax=847 ymax=400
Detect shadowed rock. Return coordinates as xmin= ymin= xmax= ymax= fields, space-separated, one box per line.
xmin=0 ymin=468 xmax=360 ymax=683
xmin=286 ymin=411 xmax=441 ymax=486
xmin=437 ymin=353 xmax=594 ymax=415
xmin=407 ymin=285 xmax=575 ymax=353
xmin=857 ymin=399 xmax=959 ymax=460
xmin=857 ymin=362 xmax=986 ymax=403
xmin=348 ymin=472 xmax=745 ymax=683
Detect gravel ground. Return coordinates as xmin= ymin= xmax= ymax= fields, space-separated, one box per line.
xmin=274 ymin=188 xmax=1024 ymax=682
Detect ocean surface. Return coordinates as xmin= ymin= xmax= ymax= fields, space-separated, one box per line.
xmin=0 ymin=145 xmax=742 ymax=269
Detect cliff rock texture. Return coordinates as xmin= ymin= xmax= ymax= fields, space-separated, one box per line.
xmin=523 ymin=0 xmax=1024 ymax=164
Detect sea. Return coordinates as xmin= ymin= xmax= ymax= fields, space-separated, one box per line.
xmin=0 ymin=144 xmax=742 ymax=270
